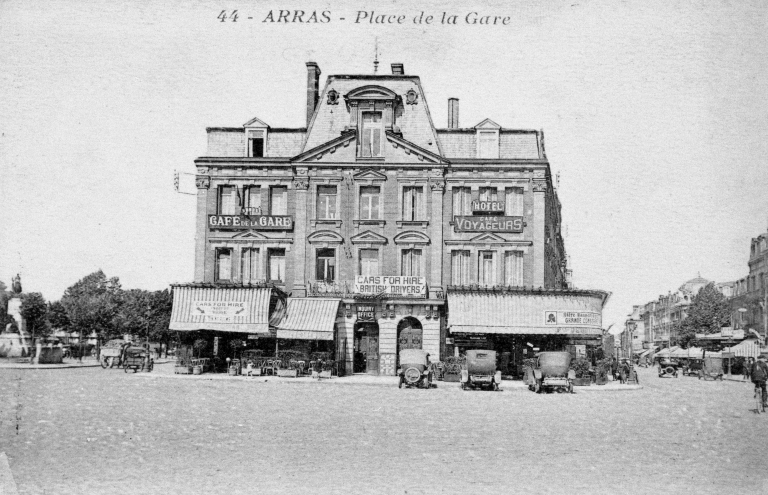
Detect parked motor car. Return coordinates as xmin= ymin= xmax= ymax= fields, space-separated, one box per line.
xmin=460 ymin=349 xmax=501 ymax=391
xmin=529 ymin=351 xmax=575 ymax=393
xmin=397 ymin=349 xmax=433 ymax=389
xmin=658 ymin=358 xmax=679 ymax=378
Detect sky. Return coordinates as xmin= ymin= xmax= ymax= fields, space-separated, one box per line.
xmin=1 ymin=0 xmax=767 ymax=330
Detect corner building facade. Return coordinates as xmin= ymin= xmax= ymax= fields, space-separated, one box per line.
xmin=188 ymin=62 xmax=604 ymax=375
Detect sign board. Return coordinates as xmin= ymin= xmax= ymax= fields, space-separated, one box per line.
xmin=354 ymin=276 xmax=426 ymax=298
xmin=471 ymin=200 xmax=504 ymax=214
xmin=193 ymin=300 xmax=249 ymax=323
xmin=452 ymin=335 xmax=488 ymax=347
xmin=247 ymin=334 xmax=259 ymax=340
xmin=720 ymin=327 xmax=733 ymax=338
xmin=721 ymin=352 xmax=735 ymax=359
xmin=356 ymin=304 xmax=376 ymax=322
xmin=454 ymin=216 xmax=524 ymax=233
xmin=544 ymin=311 xmax=601 ymax=327
xmin=445 ymin=338 xmax=454 ymax=345
xmin=208 ymin=214 xmax=293 ymax=230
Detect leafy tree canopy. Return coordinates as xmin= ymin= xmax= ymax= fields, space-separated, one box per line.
xmin=684 ymin=282 xmax=731 ymax=336
xmin=47 ymin=301 xmax=71 ymax=332
xmin=61 ymin=270 xmax=123 ymax=340
xmin=20 ymin=292 xmax=50 ymax=338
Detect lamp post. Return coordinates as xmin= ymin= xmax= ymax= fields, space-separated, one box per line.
xmin=627 ymin=320 xmax=637 ymax=363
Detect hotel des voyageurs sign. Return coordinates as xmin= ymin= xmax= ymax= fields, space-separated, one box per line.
xmin=454 ymin=200 xmax=523 ymax=233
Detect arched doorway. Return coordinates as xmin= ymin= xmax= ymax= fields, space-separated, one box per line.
xmin=397 ymin=317 xmax=423 ymax=351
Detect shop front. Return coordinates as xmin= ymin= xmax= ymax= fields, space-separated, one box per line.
xmin=447 ymin=287 xmax=609 ymax=378
xmin=169 ymin=283 xmax=288 ymax=370
xmin=275 ymin=297 xmax=342 ymax=373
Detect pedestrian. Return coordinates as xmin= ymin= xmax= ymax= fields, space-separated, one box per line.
xmin=744 ymin=357 xmax=754 ymax=382
xmin=620 ymin=359 xmax=631 ymax=384
xmin=750 ymin=354 xmax=768 ymax=410
xmin=611 ymin=357 xmax=618 ymax=381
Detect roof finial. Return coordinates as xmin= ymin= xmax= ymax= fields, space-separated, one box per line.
xmin=373 ymin=38 xmax=379 ymax=74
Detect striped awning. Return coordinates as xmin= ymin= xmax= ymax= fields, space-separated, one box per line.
xmin=724 ymin=340 xmax=765 ymax=358
xmin=655 ymin=346 xmax=680 ymax=358
xmin=170 ymin=286 xmax=279 ymax=333
xmin=671 ymin=347 xmax=704 ymax=359
xmin=276 ymin=298 xmax=340 ymax=341
xmin=447 ymin=291 xmax=604 ymax=336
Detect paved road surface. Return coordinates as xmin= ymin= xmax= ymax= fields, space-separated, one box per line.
xmin=1 ymin=366 xmax=766 ymax=494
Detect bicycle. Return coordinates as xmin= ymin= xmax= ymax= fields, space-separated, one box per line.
xmin=755 ymin=384 xmax=766 ymax=414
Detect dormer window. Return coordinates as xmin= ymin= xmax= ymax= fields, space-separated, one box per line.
xmin=474 ymin=119 xmax=501 ymax=159
xmin=361 ymin=112 xmax=383 ymax=157
xmin=248 ymin=130 xmax=265 ymax=157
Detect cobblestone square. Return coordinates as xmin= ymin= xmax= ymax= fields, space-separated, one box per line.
xmin=2 ymin=366 xmax=767 ymax=494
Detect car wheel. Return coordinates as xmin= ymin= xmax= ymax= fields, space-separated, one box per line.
xmin=100 ymin=357 xmax=108 ymax=369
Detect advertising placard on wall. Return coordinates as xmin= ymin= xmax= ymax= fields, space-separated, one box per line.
xmin=544 ymin=311 xmax=601 ymax=327
xmin=354 ymin=276 xmax=426 ymax=298
xmin=193 ymin=300 xmax=250 ymax=323
xmin=453 ymin=216 xmax=524 ymax=233
xmin=471 ymin=200 xmax=505 ymax=214
xmin=208 ymin=215 xmax=293 ymax=230
xmin=356 ymin=304 xmax=376 ymax=322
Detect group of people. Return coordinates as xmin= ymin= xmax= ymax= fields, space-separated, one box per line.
xmin=749 ymin=354 xmax=768 ymax=409
xmin=610 ymin=357 xmax=634 ymax=384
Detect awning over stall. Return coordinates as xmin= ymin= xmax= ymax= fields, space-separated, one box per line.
xmin=447 ymin=288 xmax=609 ymax=336
xmin=723 ymin=340 xmax=765 ymax=358
xmin=170 ymin=284 xmax=284 ymax=334
xmin=670 ymin=346 xmax=704 ymax=359
xmin=276 ymin=298 xmax=340 ymax=341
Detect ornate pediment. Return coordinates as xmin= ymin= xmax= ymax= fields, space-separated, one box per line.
xmin=307 ymin=230 xmax=344 ymax=244
xmin=469 ymin=233 xmax=507 ymax=243
xmin=393 ymin=231 xmax=430 ymax=245
xmin=232 ymin=231 xmax=270 ymax=240
xmin=345 ymin=85 xmax=398 ymax=102
xmin=350 ymin=230 xmax=388 ymax=245
xmin=352 ymin=168 xmax=388 ymax=182
xmin=474 ymin=118 xmax=501 ymax=130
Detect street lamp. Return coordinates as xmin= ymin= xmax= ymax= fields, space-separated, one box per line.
xmin=627 ymin=320 xmax=637 ymax=362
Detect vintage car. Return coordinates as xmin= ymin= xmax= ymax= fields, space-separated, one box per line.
xmin=460 ymin=350 xmax=501 ymax=391
xmin=658 ymin=359 xmax=679 ymax=378
xmin=698 ymin=356 xmax=723 ymax=381
xmin=530 ymin=351 xmax=575 ymax=393
xmin=397 ymin=349 xmax=433 ymax=389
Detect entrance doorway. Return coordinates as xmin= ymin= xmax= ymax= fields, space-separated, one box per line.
xmin=354 ymin=322 xmax=379 ymax=375
xmin=397 ymin=316 xmax=423 ymax=353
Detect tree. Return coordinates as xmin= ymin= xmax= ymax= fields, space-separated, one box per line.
xmin=47 ymin=301 xmax=71 ymax=333
xmin=673 ymin=320 xmax=697 ymax=348
xmin=0 ymin=280 xmax=13 ymax=330
xmin=114 ymin=288 xmax=174 ymax=351
xmin=682 ymin=282 xmax=731 ymax=338
xmin=61 ymin=270 xmax=123 ymax=344
xmin=20 ymin=292 xmax=50 ymax=339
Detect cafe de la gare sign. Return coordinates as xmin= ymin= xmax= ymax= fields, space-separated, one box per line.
xmin=354 ymin=276 xmax=426 ymax=298
xmin=453 ymin=216 xmax=524 ymax=233
xmin=208 ymin=214 xmax=293 ymax=230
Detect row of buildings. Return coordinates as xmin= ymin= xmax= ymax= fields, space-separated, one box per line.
xmin=169 ymin=61 xmax=609 ymax=375
xmin=623 ymin=230 xmax=768 ymax=354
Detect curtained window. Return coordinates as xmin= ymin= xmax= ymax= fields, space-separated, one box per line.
xmin=504 ymin=251 xmax=524 ymax=286
xmin=402 ymin=186 xmax=423 ymax=221
xmin=478 ymin=251 xmax=495 ymax=287
xmin=215 ymin=248 xmax=232 ymax=281
xmin=451 ymin=250 xmax=470 ymax=285
xmin=241 ymin=248 xmax=260 ymax=282
xmin=505 ymin=187 xmax=524 ymax=216
xmin=218 ymin=186 xmax=237 ymax=215
xmin=360 ymin=186 xmax=380 ymax=220
xmin=359 ymin=249 xmax=379 ymax=277
xmin=401 ymin=249 xmax=423 ymax=277
xmin=452 ymin=187 xmax=471 ymax=216
xmin=270 ymin=186 xmax=287 ymax=215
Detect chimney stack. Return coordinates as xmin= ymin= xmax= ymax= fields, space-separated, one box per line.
xmin=391 ymin=63 xmax=404 ymax=75
xmin=306 ymin=62 xmax=321 ymax=127
xmin=448 ymin=98 xmax=459 ymax=128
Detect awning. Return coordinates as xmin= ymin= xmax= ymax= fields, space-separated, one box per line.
xmin=655 ymin=346 xmax=680 ymax=358
xmin=276 ymin=298 xmax=340 ymax=341
xmin=447 ymin=290 xmax=605 ymax=336
xmin=170 ymin=285 xmax=282 ymax=334
xmin=723 ymin=340 xmax=765 ymax=358
xmin=671 ymin=346 xmax=704 ymax=359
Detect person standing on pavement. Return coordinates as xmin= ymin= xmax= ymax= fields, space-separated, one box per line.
xmin=750 ymin=354 xmax=768 ymax=409
xmin=744 ymin=357 xmax=753 ymax=381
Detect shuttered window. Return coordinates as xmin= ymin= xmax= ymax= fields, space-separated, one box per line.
xmin=451 ymin=250 xmax=470 ymax=285
xmin=505 ymin=187 xmax=524 ymax=216
xmin=401 ymin=249 xmax=423 ymax=277
xmin=268 ymin=249 xmax=286 ymax=282
xmin=359 ymin=249 xmax=379 ymax=277
xmin=452 ymin=187 xmax=471 ymax=216
xmin=504 ymin=251 xmax=524 ymax=286
xmin=241 ymin=248 xmax=260 ymax=282
xmin=215 ymin=248 xmax=232 ymax=281
xmin=270 ymin=186 xmax=287 ymax=215
xmin=218 ymin=186 xmax=237 ymax=215
xmin=402 ymin=186 xmax=423 ymax=221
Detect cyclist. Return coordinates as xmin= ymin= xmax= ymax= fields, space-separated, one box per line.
xmin=750 ymin=354 xmax=768 ymax=410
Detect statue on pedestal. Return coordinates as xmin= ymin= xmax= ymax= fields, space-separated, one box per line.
xmin=11 ymin=273 xmax=22 ymax=295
